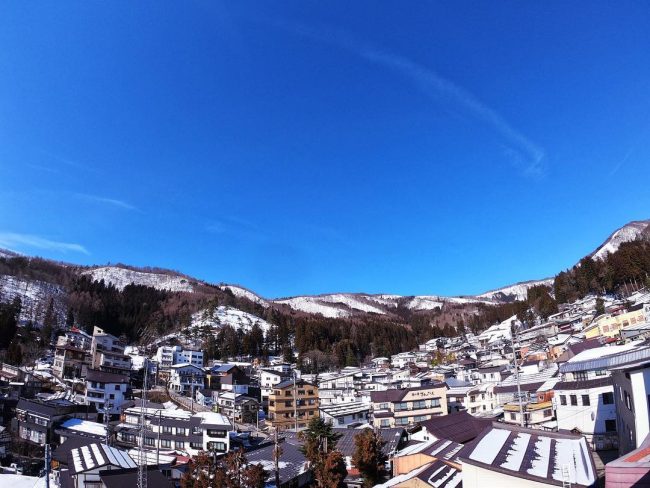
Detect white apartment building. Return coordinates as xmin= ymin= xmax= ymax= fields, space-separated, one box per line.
xmin=84 ymin=369 xmax=129 ymax=416
xmin=155 ymin=345 xmax=204 ymax=369
xmin=260 ymin=368 xmax=292 ymax=403
xmin=168 ymin=363 xmax=205 ymax=395
xmin=556 ymin=345 xmax=622 ymax=450
xmin=447 ymin=383 xmax=496 ymax=415
xmin=117 ymin=406 xmax=231 ymax=456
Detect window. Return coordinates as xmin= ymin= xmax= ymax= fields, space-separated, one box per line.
xmin=380 ymin=419 xmax=390 ymax=428
xmin=570 ymin=395 xmax=578 ymax=406
xmin=431 ymin=399 xmax=441 ymax=408
xmin=109 ymin=394 xmax=115 ymax=400
xmin=190 ymin=442 xmax=203 ymax=449
xmin=161 ymin=439 xmax=171 ymax=448
xmin=395 ymin=402 xmax=408 ymax=411
xmin=285 ymin=401 xmax=293 ymax=407
xmin=175 ymin=441 xmax=185 ymax=449
xmin=559 ymin=395 xmax=567 ymax=406
xmin=605 ymin=420 xmax=617 ymax=432
xmin=176 ymin=427 xmax=187 ymax=435
xmin=162 ymin=426 xmax=172 ymax=434
xmin=207 ymin=429 xmax=226 ymax=438
xmin=602 ymin=392 xmax=614 ymax=405
xmin=396 ymin=417 xmax=409 ymax=426
xmin=379 ymin=403 xmax=389 ymax=410
xmin=208 ymin=442 xmax=227 ymax=452
xmin=582 ymin=395 xmax=590 ymax=406
xmin=575 ymin=372 xmax=588 ymax=381
xmin=145 ymin=437 xmax=155 ymax=446
xmin=412 ymin=400 xmax=426 ymax=410
xmin=115 ymin=384 xmax=120 ymax=390
xmin=337 ymin=418 xmax=345 ymax=425
xmin=543 ymin=409 xmax=552 ymax=417
xmin=510 ymin=412 xmax=516 ymax=420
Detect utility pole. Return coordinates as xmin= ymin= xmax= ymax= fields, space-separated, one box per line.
xmin=273 ymin=429 xmax=281 ymax=488
xmin=104 ymin=401 xmax=112 ymax=446
xmin=511 ymin=320 xmax=525 ymax=427
xmin=138 ymin=358 xmax=148 ymax=488
xmin=293 ymin=372 xmax=298 ymax=432
xmin=156 ymin=409 xmax=161 ymax=466
xmin=44 ymin=443 xmax=50 ymax=488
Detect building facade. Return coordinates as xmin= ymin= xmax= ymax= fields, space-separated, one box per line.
xmin=268 ymin=379 xmax=319 ymax=431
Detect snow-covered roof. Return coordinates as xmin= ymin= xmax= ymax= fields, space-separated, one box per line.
xmin=463 ymin=423 xmax=596 ymax=487
xmin=60 ymin=418 xmax=107 ymax=438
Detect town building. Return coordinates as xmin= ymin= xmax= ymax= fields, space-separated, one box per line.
xmin=84 ymin=369 xmax=129 ymax=417
xmin=168 ymin=363 xmax=205 ymax=395
xmin=556 ymin=343 xmax=624 ymax=450
xmin=214 ymin=391 xmax=260 ymax=424
xmin=319 ymin=401 xmax=370 ymax=427
xmin=460 ymin=422 xmax=597 ymax=488
xmin=116 ymin=406 xmax=231 ymax=456
xmin=90 ymin=326 xmax=132 ymax=376
xmin=370 ymin=383 xmax=448 ymax=429
xmin=267 ymin=379 xmax=319 ymax=431
xmin=15 ymin=398 xmax=93 ymax=445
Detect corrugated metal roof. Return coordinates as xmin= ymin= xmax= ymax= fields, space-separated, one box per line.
xmin=560 ymin=344 xmax=650 ymax=373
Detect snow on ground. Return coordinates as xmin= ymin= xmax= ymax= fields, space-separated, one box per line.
xmin=478 ymin=279 xmax=554 ymax=301
xmin=220 ymin=285 xmax=270 ymax=307
xmin=0 ymin=274 xmax=67 ymax=325
xmin=592 ymin=220 xmax=650 ymax=260
xmin=406 ymin=296 xmax=444 ymax=310
xmin=81 ymin=266 xmax=195 ymax=292
xmin=273 ymin=296 xmax=351 ymax=318
xmin=191 ymin=305 xmax=273 ymax=333
xmin=0 ymin=474 xmax=51 ymax=488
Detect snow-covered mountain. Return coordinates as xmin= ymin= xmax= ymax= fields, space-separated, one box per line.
xmin=219 ymin=285 xmax=270 ymax=308
xmin=80 ymin=266 xmax=196 ymax=292
xmin=151 ymin=305 xmax=273 ymax=346
xmin=477 ymin=278 xmax=555 ymax=302
xmin=590 ymin=220 xmax=650 ymax=260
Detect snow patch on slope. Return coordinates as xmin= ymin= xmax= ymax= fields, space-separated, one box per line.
xmin=81 ymin=266 xmax=194 ymax=292
xmin=591 ymin=220 xmax=650 ymax=260
xmin=478 ymin=279 xmax=554 ymax=301
xmin=191 ymin=305 xmax=273 ymax=333
xmin=273 ymin=296 xmax=351 ymax=318
xmin=0 ymin=274 xmax=66 ymax=325
xmin=220 ymin=285 xmax=270 ymax=307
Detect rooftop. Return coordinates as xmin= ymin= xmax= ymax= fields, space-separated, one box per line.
xmin=461 ymin=422 xmax=597 ymax=487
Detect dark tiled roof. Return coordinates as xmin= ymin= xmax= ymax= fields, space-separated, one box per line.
xmin=493 ymin=381 xmax=546 ymax=394
xmin=100 ymin=467 xmax=174 ymax=488
xmin=333 ymin=428 xmax=405 ymax=457
xmin=416 ymin=459 xmax=462 ymax=487
xmin=86 ymin=369 xmax=128 ymax=384
xmin=555 ymin=376 xmax=613 ymax=391
xmin=274 ymin=379 xmax=316 ymax=390
xmin=370 ymin=384 xmax=446 ymax=403
xmin=419 ymin=411 xmax=492 ymax=444
xmin=247 ymin=440 xmax=310 ymax=485
xmin=16 ymin=398 xmax=75 ymax=417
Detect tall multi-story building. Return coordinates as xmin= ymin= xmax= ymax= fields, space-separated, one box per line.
xmin=53 ymin=339 xmax=90 ymax=379
xmin=90 ymin=326 xmax=132 ymax=376
xmin=260 ymin=368 xmax=292 ymax=406
xmin=555 ymin=344 xmax=622 ymax=450
xmin=84 ymin=369 xmax=130 ymax=416
xmin=116 ymin=406 xmax=231 ymax=456
xmin=370 ymin=383 xmax=448 ymax=429
xmin=268 ymin=379 xmax=319 ymax=431
xmin=168 ymin=363 xmax=205 ymax=395
xmin=155 ymin=345 xmax=204 ymax=369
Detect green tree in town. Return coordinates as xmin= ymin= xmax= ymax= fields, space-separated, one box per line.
xmin=352 ymin=429 xmax=387 ymax=487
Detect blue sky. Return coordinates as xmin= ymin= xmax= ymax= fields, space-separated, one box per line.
xmin=1 ymin=2 xmax=650 ymax=298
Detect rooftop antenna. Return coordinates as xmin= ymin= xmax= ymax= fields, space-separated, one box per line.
xmin=138 ymin=358 xmax=148 ymax=488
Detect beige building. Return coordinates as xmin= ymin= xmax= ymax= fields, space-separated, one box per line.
xmin=371 ymin=383 xmax=448 ymax=428
xmin=268 ymin=379 xmax=319 ymax=431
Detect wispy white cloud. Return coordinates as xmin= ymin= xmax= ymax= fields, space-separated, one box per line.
xmin=205 ymin=216 xmax=267 ymax=240
xmin=0 ymin=232 xmax=89 ymax=255
xmin=75 ymin=193 xmax=138 ymax=211
xmin=266 ymin=19 xmax=546 ymax=177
